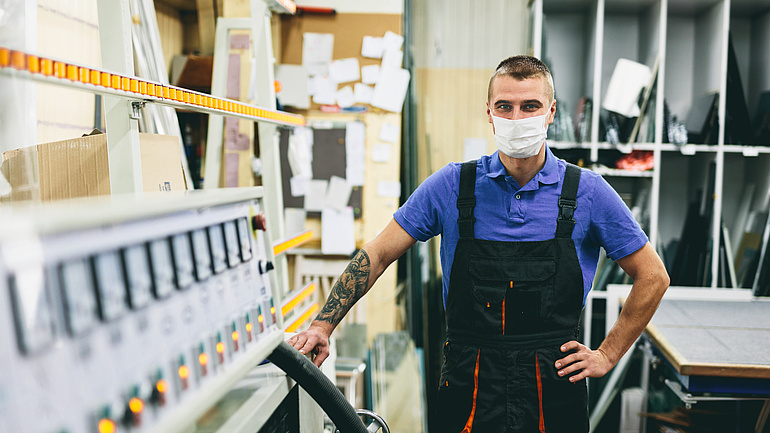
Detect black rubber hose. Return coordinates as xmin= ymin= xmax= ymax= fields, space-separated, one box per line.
xmin=267 ymin=341 xmax=369 ymax=433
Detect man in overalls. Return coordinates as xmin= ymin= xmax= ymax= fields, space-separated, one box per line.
xmin=288 ymin=55 xmax=670 ymax=432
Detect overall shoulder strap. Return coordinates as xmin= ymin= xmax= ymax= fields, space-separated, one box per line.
xmin=555 ymin=163 xmax=581 ymax=239
xmin=457 ymin=160 xmax=477 ymax=239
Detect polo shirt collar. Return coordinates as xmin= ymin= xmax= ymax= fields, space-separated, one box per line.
xmin=486 ymin=144 xmax=560 ymax=187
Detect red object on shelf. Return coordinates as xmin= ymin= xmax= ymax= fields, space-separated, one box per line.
xmin=615 ymin=150 xmax=654 ymax=171
xmin=296 ymin=6 xmax=336 ymax=14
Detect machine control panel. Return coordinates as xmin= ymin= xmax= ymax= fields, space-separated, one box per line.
xmin=0 ymin=188 xmax=283 ymax=433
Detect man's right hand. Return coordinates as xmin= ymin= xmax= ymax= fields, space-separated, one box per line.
xmin=286 ymin=323 xmax=332 ymax=367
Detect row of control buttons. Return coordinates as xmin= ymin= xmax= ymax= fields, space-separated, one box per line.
xmin=9 ymin=217 xmax=254 ymax=354
xmin=92 ymin=303 xmax=276 ymax=433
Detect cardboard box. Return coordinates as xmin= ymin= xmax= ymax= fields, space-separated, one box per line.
xmin=1 ymin=132 xmax=186 ymax=202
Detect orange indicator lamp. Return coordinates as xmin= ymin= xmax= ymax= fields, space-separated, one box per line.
xmin=97 ymin=418 xmax=116 ymax=433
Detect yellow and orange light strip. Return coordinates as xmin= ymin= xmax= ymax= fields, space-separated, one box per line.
xmin=0 ymin=47 xmax=304 ymax=128
xmin=272 ymin=229 xmax=313 ymax=256
xmin=285 ymin=303 xmax=319 ymax=333
xmin=282 ymin=282 xmax=317 ymax=317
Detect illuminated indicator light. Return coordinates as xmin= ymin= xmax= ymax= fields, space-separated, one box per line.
xmin=100 ymin=72 xmax=110 ymax=86
xmin=41 ymin=58 xmax=53 ymax=75
xmin=97 ymin=418 xmax=116 ymax=433
xmin=162 ymin=86 xmax=169 ymax=99
xmin=53 ymin=62 xmax=66 ymax=78
xmin=129 ymin=397 xmax=144 ymax=414
xmin=148 ymin=83 xmax=156 ymax=96
xmin=216 ymin=341 xmax=225 ymax=353
xmin=0 ymin=48 xmax=9 ymax=66
xmin=110 ymin=75 xmax=120 ymax=89
xmin=184 ymin=92 xmax=191 ymax=103
xmin=169 ymin=87 xmax=177 ymax=100
xmin=66 ymin=64 xmax=77 ymax=80
xmin=121 ymin=76 xmax=130 ymax=91
xmin=231 ymin=331 xmax=239 ymax=351
xmin=139 ymin=81 xmax=147 ymax=94
xmin=178 ymin=364 xmax=190 ymax=379
xmin=246 ymin=322 xmax=253 ymax=333
xmin=194 ymin=94 xmax=201 ymax=105
xmin=156 ymin=379 xmax=168 ymax=394
xmin=27 ymin=55 xmax=39 ymax=73
xmin=10 ymin=50 xmax=25 ymax=69
xmin=271 ymin=306 xmax=276 ymax=315
xmin=130 ymin=79 xmax=139 ymax=93
xmin=199 ymin=352 xmax=209 ymax=366
xmin=273 ymin=230 xmax=313 ymax=255
xmin=78 ymin=67 xmax=89 ymax=83
xmin=89 ymin=69 xmax=100 ymax=85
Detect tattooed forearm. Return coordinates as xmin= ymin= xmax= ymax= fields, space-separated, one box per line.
xmin=314 ymin=249 xmax=371 ymax=327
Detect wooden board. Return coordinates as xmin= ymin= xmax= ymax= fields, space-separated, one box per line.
xmin=645 ymin=299 xmax=770 ymax=379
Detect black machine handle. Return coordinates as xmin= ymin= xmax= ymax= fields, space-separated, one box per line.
xmin=268 ymin=341 xmax=388 ymax=433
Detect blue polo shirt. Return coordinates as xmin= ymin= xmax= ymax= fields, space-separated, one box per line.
xmin=393 ymin=146 xmax=648 ymax=307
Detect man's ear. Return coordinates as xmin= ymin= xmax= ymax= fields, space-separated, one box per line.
xmin=546 ymin=100 xmax=556 ymax=125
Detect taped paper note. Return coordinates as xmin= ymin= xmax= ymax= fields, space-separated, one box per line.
xmin=329 ymin=58 xmax=360 ymax=83
xmin=302 ymin=33 xmax=334 ymax=76
xmin=362 ymin=36 xmax=384 ymax=59
xmin=371 ymin=68 xmax=410 ymax=113
xmin=322 ymin=207 xmax=355 ymax=255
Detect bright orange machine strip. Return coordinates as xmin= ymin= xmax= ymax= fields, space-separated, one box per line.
xmin=285 ymin=303 xmax=319 ymax=333
xmin=282 ymin=283 xmax=317 ymax=316
xmin=273 ymin=230 xmax=313 ymax=256
xmin=0 ymin=47 xmax=305 ymax=127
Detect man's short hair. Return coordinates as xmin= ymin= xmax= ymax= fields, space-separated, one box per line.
xmin=488 ymin=55 xmax=555 ymax=103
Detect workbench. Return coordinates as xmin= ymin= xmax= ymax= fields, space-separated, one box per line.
xmin=643 ymin=298 xmax=770 ymax=431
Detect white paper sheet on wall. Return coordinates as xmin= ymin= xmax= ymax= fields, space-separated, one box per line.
xmin=329 ymin=58 xmax=361 ymax=83
xmin=377 ymin=181 xmax=401 ymax=198
xmin=346 ymin=122 xmax=366 ymax=186
xmin=304 ymin=179 xmax=329 ymax=211
xmin=371 ymin=68 xmax=410 ymax=113
xmin=354 ymin=83 xmax=373 ymax=104
xmin=325 ymin=176 xmax=353 ymax=211
xmin=361 ymin=36 xmax=384 ymax=59
xmin=322 ymin=207 xmax=355 ymax=255
xmin=382 ymin=31 xmax=404 ymax=52
xmin=290 ymin=175 xmax=310 ymax=197
xmin=378 ymin=122 xmax=399 ymax=143
xmin=381 ymin=49 xmax=403 ymax=70
xmin=311 ymin=76 xmax=338 ymax=105
xmin=336 ymin=86 xmax=355 ymax=108
xmin=361 ymin=64 xmax=380 ymax=85
xmin=372 ymin=143 xmax=392 ymax=163
xmin=302 ymin=33 xmax=334 ymax=76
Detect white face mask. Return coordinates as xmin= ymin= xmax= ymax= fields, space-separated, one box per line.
xmin=491 ymin=113 xmax=548 ymax=159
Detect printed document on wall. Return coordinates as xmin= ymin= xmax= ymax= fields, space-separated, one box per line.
xmin=322 ymin=207 xmax=355 ymax=255
xmin=303 ymin=33 xmax=334 ymax=76
xmin=371 ymin=68 xmax=410 ymax=113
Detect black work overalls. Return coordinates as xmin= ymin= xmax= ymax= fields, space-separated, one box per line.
xmin=437 ymin=161 xmax=589 ymax=433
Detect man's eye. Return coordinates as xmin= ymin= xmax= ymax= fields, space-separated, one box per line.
xmin=524 ymin=104 xmax=539 ymax=111
xmin=496 ymin=105 xmax=512 ymax=111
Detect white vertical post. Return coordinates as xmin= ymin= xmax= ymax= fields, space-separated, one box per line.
xmin=712 ymin=0 xmax=730 ymax=288
xmin=531 ymin=0 xmax=543 ymax=59
xmin=651 ymin=0 xmax=668 ymax=251
xmin=251 ymin=0 xmax=290 ymax=298
xmin=97 ymin=0 xmax=144 ymax=195
xmin=590 ymin=0 xmax=605 ymax=163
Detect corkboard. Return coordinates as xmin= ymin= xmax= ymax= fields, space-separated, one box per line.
xmin=278 ymin=12 xmax=402 ymax=111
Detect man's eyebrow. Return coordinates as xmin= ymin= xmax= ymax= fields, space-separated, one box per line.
xmin=493 ymin=98 xmax=544 ymax=106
